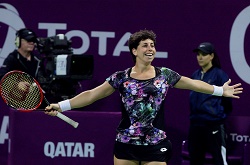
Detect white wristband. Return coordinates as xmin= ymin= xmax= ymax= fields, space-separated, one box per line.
xmin=212 ymin=85 xmax=223 ymax=96
xmin=58 ymin=99 xmax=71 ymax=112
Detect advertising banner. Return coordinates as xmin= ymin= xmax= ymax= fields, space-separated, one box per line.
xmin=1 ymin=1 xmax=250 ymax=164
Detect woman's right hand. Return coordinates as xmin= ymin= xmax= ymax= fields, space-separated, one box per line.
xmin=44 ymin=103 xmax=62 ymax=116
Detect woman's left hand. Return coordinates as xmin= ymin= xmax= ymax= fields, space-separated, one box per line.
xmin=222 ymin=79 xmax=243 ymax=98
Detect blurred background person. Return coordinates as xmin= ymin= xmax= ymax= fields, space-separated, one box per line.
xmin=0 ymin=28 xmax=40 ymax=79
xmin=188 ymin=42 xmax=232 ymax=165
xmin=0 ymin=28 xmax=49 ymax=108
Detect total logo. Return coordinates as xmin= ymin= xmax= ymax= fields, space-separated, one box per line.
xmin=230 ymin=133 xmax=250 ymax=143
xmin=0 ymin=3 xmax=168 ymax=68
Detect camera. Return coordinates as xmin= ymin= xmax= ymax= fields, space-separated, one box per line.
xmin=37 ymin=34 xmax=73 ymax=55
xmin=36 ymin=34 xmax=94 ymax=101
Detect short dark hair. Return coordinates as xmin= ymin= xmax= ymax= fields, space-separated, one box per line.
xmin=128 ymin=30 xmax=156 ymax=63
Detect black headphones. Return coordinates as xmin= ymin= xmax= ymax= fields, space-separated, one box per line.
xmin=15 ymin=28 xmax=25 ymax=48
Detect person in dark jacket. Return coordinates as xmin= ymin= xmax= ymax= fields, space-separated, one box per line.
xmin=188 ymin=42 xmax=232 ymax=165
xmin=0 ymin=28 xmax=49 ymax=108
xmin=0 ymin=28 xmax=40 ymax=79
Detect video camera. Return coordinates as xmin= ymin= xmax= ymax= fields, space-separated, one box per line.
xmin=37 ymin=34 xmax=73 ymax=55
xmin=36 ymin=34 xmax=94 ymax=101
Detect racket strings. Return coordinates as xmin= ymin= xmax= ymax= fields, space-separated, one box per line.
xmin=1 ymin=72 xmax=42 ymax=110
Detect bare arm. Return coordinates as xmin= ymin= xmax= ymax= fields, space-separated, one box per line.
xmin=45 ymin=81 xmax=115 ymax=114
xmin=70 ymin=81 xmax=115 ymax=109
xmin=175 ymin=76 xmax=243 ymax=98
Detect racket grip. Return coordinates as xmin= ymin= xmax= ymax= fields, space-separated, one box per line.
xmin=56 ymin=112 xmax=79 ymax=128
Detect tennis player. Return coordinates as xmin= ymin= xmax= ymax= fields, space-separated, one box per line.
xmin=45 ymin=30 xmax=243 ymax=165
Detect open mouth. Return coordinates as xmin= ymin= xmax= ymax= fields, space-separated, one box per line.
xmin=145 ymin=53 xmax=153 ymax=56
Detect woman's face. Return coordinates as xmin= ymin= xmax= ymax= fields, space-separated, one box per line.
xmin=132 ymin=39 xmax=156 ymax=64
xmin=196 ymin=51 xmax=214 ymax=69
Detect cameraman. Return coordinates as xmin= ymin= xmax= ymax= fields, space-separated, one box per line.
xmin=0 ymin=28 xmax=49 ymax=108
xmin=0 ymin=28 xmax=41 ymax=79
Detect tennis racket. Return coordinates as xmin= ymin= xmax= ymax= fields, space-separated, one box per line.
xmin=0 ymin=70 xmax=79 ymax=128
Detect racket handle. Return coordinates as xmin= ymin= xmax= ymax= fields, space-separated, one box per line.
xmin=56 ymin=112 xmax=79 ymax=128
